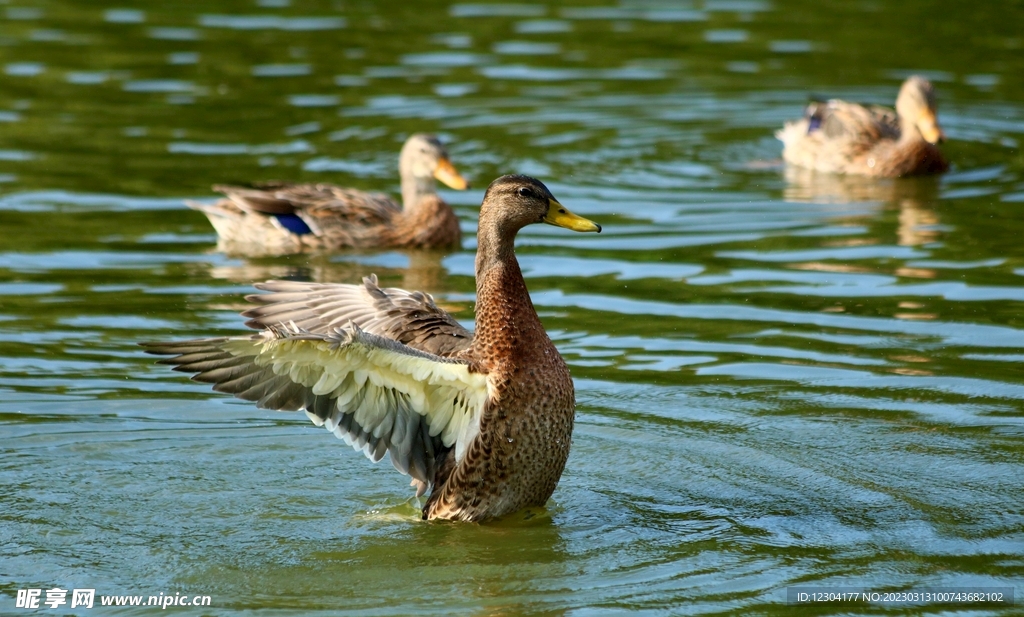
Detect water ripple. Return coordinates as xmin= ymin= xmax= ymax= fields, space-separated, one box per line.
xmin=198 ymin=15 xmax=346 ymax=30
xmin=535 ymin=290 xmax=1024 ymax=348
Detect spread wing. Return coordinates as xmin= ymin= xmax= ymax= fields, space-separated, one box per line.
xmin=141 ymin=324 xmax=488 ymax=494
xmin=241 ymin=276 xmax=472 ymax=357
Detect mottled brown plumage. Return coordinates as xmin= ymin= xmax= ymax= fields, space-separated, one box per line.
xmin=187 ymin=134 xmax=467 ymax=256
xmin=777 ymin=76 xmax=948 ymax=177
xmin=423 ymin=175 xmax=594 ymax=520
xmin=142 ymin=174 xmax=602 ymax=522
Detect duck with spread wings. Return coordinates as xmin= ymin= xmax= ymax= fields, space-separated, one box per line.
xmin=143 ymin=175 xmax=602 ymax=522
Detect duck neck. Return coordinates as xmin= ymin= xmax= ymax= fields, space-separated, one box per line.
xmin=401 ymin=175 xmax=437 ymax=211
xmin=472 ymin=222 xmax=548 ymax=365
xmin=898 ymin=117 xmax=922 ymax=144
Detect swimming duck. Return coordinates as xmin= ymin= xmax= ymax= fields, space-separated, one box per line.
xmin=776 ymin=76 xmax=948 ymax=177
xmin=188 ymin=134 xmax=468 ymax=255
xmin=142 ymin=175 xmax=602 ymax=522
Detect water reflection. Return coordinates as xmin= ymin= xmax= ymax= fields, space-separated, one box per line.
xmin=782 ymin=166 xmax=943 ymax=278
xmin=179 ymin=506 xmax=573 ymax=613
xmin=895 ymin=198 xmax=939 ymax=248
xmin=206 ymin=249 xmax=454 ymax=295
xmin=782 ymin=165 xmax=939 ymax=207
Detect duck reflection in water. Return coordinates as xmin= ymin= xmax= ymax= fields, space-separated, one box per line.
xmin=782 ymin=166 xmax=942 ymax=280
xmin=203 ymin=250 xmax=457 ymax=312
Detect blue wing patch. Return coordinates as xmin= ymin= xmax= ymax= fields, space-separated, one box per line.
xmin=805 ymin=101 xmax=825 ymax=134
xmin=274 ymin=213 xmax=313 ymax=235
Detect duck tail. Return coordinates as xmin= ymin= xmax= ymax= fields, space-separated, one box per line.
xmin=185 ymin=198 xmax=244 ymax=220
xmin=775 ymin=119 xmax=807 ymax=146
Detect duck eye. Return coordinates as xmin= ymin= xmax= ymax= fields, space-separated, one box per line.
xmin=517 ymin=187 xmax=533 ymax=198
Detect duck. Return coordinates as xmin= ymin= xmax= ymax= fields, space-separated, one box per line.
xmin=187 ymin=134 xmax=469 ymax=255
xmin=142 ymin=174 xmax=602 ymax=522
xmin=776 ymin=76 xmax=948 ymax=177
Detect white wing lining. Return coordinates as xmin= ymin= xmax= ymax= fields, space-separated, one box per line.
xmin=224 ymin=323 xmax=488 ymax=464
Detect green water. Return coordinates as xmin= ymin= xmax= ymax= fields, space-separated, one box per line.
xmin=2 ymin=0 xmax=1023 ymax=614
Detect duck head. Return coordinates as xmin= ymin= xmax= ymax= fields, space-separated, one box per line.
xmin=896 ymin=76 xmax=945 ymax=144
xmin=480 ymin=175 xmax=601 ymax=237
xmin=400 ymin=134 xmax=469 ymax=190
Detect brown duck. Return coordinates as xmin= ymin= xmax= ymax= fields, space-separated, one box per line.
xmin=188 ymin=134 xmax=468 ymax=255
xmin=777 ymin=76 xmax=948 ymax=177
xmin=142 ymin=175 xmax=602 ymax=522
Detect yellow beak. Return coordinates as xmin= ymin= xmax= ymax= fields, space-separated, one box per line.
xmin=433 ymin=158 xmax=469 ymax=190
xmin=543 ymin=199 xmax=602 ymax=233
xmin=917 ymin=110 xmax=945 ymax=144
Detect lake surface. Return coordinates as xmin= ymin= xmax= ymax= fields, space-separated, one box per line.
xmin=2 ymin=0 xmax=1023 ymax=614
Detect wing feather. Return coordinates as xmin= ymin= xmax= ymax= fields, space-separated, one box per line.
xmin=817 ymin=100 xmax=900 ymax=148
xmin=141 ymin=323 xmax=487 ymax=491
xmin=241 ymin=276 xmax=472 ymax=357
